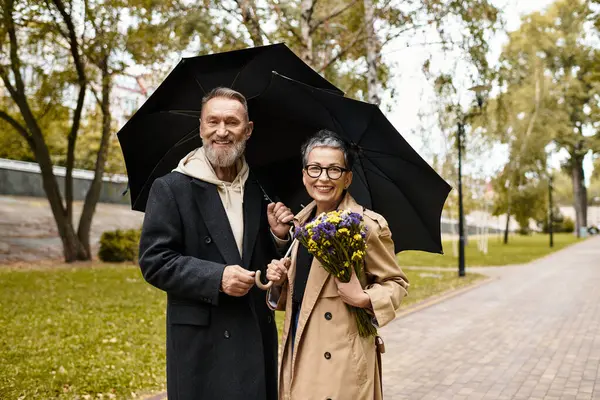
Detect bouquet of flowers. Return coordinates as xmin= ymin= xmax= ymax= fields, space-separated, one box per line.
xmin=294 ymin=209 xmax=377 ymax=337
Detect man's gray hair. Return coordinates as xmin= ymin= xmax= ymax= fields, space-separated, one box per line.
xmin=201 ymin=87 xmax=249 ymax=120
xmin=301 ymin=129 xmax=354 ymax=169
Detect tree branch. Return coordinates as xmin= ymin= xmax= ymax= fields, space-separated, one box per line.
xmin=234 ymin=0 xmax=265 ymax=46
xmin=43 ymin=0 xmax=70 ymax=40
xmin=310 ymin=0 xmax=360 ymax=34
xmin=51 ymin=0 xmax=88 ymax=225
xmin=267 ymin=2 xmax=303 ymax=44
xmin=318 ymin=27 xmax=366 ymax=73
xmin=0 ymin=110 xmax=31 ymax=141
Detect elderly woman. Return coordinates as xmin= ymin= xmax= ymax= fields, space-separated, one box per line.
xmin=266 ymin=130 xmax=409 ymax=400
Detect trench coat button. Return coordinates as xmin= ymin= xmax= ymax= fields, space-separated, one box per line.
xmin=324 ymin=312 xmax=332 ymax=320
xmin=224 ymin=330 xmax=230 ymax=339
xmin=204 ymin=236 xmax=212 ymax=244
xmin=324 ymin=351 xmax=331 ymax=360
xmin=267 ymin=315 xmax=272 ymax=323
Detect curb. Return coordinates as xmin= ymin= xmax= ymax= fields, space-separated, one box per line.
xmin=395 ymin=274 xmax=496 ymax=319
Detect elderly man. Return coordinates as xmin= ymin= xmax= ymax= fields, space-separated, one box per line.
xmin=139 ymin=87 xmax=293 ymax=400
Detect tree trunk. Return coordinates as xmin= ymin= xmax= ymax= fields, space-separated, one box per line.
xmin=30 ymin=132 xmax=87 ymax=261
xmin=503 ymin=212 xmax=510 ymax=244
xmin=65 ymin=84 xmax=86 ymax=224
xmin=236 ymin=0 xmax=264 ymax=46
xmin=300 ymin=0 xmax=315 ymax=65
xmin=78 ymin=56 xmax=112 ymax=257
xmin=571 ymin=158 xmax=587 ymax=237
xmin=364 ymin=0 xmax=380 ymax=105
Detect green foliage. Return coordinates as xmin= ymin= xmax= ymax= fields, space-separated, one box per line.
xmin=397 ymin=233 xmax=580 ymax=267
xmin=490 ymin=168 xmax=548 ymax=231
xmin=0 ymin=265 xmax=166 ymax=399
xmin=562 ymin=217 xmax=575 ymax=233
xmin=98 ymin=229 xmax=141 ymax=262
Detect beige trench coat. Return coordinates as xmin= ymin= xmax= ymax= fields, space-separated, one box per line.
xmin=268 ymin=194 xmax=409 ymax=400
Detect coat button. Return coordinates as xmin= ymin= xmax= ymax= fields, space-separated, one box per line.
xmin=267 ymin=315 xmax=272 ymax=323
xmin=224 ymin=330 xmax=230 ymax=339
xmin=324 ymin=312 xmax=332 ymax=320
xmin=324 ymin=352 xmax=331 ymax=360
xmin=204 ymin=236 xmax=212 ymax=244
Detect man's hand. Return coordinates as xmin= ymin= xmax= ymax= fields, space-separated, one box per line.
xmin=266 ymin=258 xmax=291 ymax=287
xmin=221 ymin=265 xmax=255 ymax=297
xmin=267 ymin=202 xmax=293 ymax=240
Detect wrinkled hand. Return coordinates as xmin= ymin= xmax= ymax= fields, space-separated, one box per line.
xmin=221 ymin=265 xmax=255 ymax=297
xmin=266 ymin=257 xmax=290 ymax=287
xmin=267 ymin=202 xmax=293 ymax=240
xmin=335 ymin=270 xmax=371 ymax=309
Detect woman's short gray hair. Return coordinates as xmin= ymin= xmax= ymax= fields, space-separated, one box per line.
xmin=301 ymin=130 xmax=354 ymax=169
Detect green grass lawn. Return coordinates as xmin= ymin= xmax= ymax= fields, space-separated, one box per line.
xmin=0 ymin=263 xmax=484 ymax=398
xmin=0 ymin=265 xmax=166 ymax=399
xmin=397 ymin=233 xmax=580 ymax=267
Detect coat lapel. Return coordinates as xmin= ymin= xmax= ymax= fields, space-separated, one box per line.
xmin=191 ymin=179 xmax=243 ymax=266
xmin=289 ymin=193 xmax=365 ymax=373
xmin=242 ymin=176 xmax=262 ymax=269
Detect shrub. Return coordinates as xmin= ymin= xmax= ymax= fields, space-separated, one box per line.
xmin=98 ymin=228 xmax=141 ymax=262
xmin=562 ymin=217 xmax=575 ymax=233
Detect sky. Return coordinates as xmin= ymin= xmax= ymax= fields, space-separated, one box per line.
xmin=381 ymin=0 xmax=595 ymax=185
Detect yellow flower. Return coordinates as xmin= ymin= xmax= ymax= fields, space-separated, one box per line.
xmin=351 ymin=250 xmax=365 ymax=261
xmin=353 ymin=234 xmax=362 ymax=241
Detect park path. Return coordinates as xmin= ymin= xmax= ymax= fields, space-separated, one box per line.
xmin=381 ymin=235 xmax=600 ymax=400
xmin=0 ymin=195 xmax=143 ymax=263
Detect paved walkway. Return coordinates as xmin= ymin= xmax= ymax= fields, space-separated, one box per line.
xmin=381 ymin=235 xmax=600 ymax=400
xmin=0 ymin=195 xmax=143 ymax=262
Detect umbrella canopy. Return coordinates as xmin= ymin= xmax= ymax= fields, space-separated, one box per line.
xmin=117 ymin=43 xmax=342 ymax=211
xmin=246 ymin=73 xmax=451 ymax=253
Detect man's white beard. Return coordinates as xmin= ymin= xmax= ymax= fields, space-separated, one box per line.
xmin=203 ymin=137 xmax=247 ymax=168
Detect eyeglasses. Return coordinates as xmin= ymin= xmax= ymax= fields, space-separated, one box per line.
xmin=304 ymin=164 xmax=349 ymax=180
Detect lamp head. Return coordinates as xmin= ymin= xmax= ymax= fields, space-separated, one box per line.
xmin=468 ymin=85 xmax=490 ymax=109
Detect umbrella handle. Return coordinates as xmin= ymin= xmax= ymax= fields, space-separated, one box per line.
xmin=255 ymin=270 xmax=273 ymax=290
xmin=255 ymin=239 xmax=297 ymax=290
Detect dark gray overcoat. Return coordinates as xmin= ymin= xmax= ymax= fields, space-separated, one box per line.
xmin=139 ymin=171 xmax=280 ymax=400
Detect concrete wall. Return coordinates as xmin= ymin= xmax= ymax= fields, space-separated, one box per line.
xmin=559 ymin=206 xmax=600 ymax=228
xmin=0 ymin=158 xmax=130 ymax=205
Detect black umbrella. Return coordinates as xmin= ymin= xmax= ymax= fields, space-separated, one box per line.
xmin=117 ymin=43 xmax=342 ymax=211
xmin=246 ymin=73 xmax=451 ymax=253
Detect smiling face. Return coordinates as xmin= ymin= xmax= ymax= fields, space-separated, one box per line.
xmin=200 ymin=97 xmax=253 ymax=168
xmin=302 ymin=146 xmax=352 ymax=212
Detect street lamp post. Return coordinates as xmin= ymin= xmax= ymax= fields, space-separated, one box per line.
xmin=457 ymin=120 xmax=466 ymax=277
xmin=456 ymin=85 xmax=488 ymax=278
xmin=548 ymin=175 xmax=554 ymax=248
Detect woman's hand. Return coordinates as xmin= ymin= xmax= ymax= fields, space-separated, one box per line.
xmin=335 ymin=270 xmax=372 ymax=309
xmin=266 ymin=257 xmax=290 ymax=287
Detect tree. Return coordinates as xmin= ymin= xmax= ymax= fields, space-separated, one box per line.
xmin=480 ymin=0 xmax=600 ymax=238
xmin=512 ymin=0 xmax=599 ymax=235
xmin=198 ymin=0 xmax=500 ymax=101
xmin=589 ymin=156 xmax=600 ymax=206
xmin=0 ymin=0 xmax=91 ymax=261
xmin=0 ymin=0 xmax=183 ymax=261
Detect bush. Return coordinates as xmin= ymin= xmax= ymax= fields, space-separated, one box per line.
xmin=98 ymin=228 xmax=141 ymax=262
xmin=562 ymin=217 xmax=575 ymax=233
